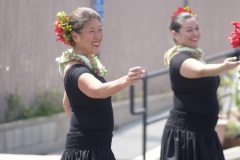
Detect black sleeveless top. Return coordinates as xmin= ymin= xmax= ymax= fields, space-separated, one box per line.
xmin=64 ymin=64 xmax=114 ymax=133
xmin=169 ymin=52 xmax=220 ymax=117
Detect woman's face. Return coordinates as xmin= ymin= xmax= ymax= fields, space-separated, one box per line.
xmin=76 ymin=18 xmax=103 ymax=55
xmin=173 ymin=17 xmax=200 ymax=48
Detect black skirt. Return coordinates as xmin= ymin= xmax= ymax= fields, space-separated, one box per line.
xmin=160 ymin=110 xmax=225 ymax=160
xmin=61 ymin=131 xmax=116 ymax=160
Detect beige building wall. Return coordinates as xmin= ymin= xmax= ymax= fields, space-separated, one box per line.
xmin=1 ymin=0 xmax=240 ymax=120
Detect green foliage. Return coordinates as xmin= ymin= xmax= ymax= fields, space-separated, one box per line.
xmin=225 ymin=120 xmax=240 ymax=139
xmin=6 ymin=93 xmax=23 ymax=121
xmin=233 ymin=91 xmax=240 ymax=112
xmin=34 ymin=88 xmax=64 ymax=116
xmin=4 ymin=88 xmax=64 ymax=123
xmin=218 ymin=73 xmax=233 ymax=113
xmin=218 ymin=69 xmax=240 ymax=112
xmin=218 ymin=69 xmax=240 ymax=140
xmin=20 ymin=107 xmax=38 ymax=119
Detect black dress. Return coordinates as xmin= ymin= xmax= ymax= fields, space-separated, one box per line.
xmin=160 ymin=52 xmax=225 ymax=160
xmin=61 ymin=64 xmax=116 ymax=160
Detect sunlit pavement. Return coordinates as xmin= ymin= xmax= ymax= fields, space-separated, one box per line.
xmin=0 ymin=154 xmax=61 ymax=160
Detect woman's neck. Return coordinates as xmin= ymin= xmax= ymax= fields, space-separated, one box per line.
xmin=179 ymin=45 xmax=198 ymax=49
xmin=72 ymin=48 xmax=84 ymax=55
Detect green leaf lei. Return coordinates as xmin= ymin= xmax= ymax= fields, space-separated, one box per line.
xmin=164 ymin=45 xmax=203 ymax=66
xmin=56 ymin=49 xmax=107 ymax=77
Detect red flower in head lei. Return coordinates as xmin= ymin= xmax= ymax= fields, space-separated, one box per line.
xmin=53 ymin=11 xmax=73 ymax=46
xmin=227 ymin=21 xmax=240 ymax=48
xmin=171 ymin=6 xmax=196 ymax=19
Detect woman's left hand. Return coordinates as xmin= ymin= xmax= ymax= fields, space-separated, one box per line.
xmin=126 ymin=66 xmax=146 ymax=84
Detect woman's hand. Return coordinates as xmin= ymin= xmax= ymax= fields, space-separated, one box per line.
xmin=126 ymin=66 xmax=146 ymax=85
xmin=223 ymin=57 xmax=240 ymax=70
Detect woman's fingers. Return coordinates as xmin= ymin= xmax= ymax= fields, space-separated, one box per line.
xmin=130 ymin=67 xmax=145 ymax=77
xmin=127 ymin=66 xmax=145 ymax=82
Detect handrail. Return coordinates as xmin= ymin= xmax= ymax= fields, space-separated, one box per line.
xmin=204 ymin=48 xmax=240 ymax=61
xmin=130 ymin=86 xmax=145 ymax=115
xmin=129 ymin=48 xmax=240 ymax=160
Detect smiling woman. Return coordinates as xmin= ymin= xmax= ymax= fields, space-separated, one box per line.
xmin=160 ymin=6 xmax=240 ymax=160
xmin=53 ymin=7 xmax=145 ymax=160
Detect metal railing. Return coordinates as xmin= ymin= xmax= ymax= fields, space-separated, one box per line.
xmin=129 ymin=48 xmax=240 ymax=160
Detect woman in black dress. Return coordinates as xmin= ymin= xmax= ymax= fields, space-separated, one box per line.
xmin=160 ymin=6 xmax=240 ymax=160
xmin=54 ymin=7 xmax=145 ymax=160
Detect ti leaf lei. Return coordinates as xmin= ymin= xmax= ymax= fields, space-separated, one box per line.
xmin=164 ymin=45 xmax=203 ymax=66
xmin=56 ymin=48 xmax=107 ymax=77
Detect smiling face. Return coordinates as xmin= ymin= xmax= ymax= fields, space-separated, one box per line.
xmin=172 ymin=17 xmax=200 ymax=48
xmin=74 ymin=18 xmax=103 ymax=55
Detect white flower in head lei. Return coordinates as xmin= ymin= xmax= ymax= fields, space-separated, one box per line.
xmin=56 ymin=49 xmax=107 ymax=77
xmin=164 ymin=45 xmax=203 ymax=66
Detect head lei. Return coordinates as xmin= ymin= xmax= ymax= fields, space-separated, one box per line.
xmin=53 ymin=11 xmax=73 ymax=46
xmin=164 ymin=6 xmax=202 ymax=66
xmin=171 ymin=6 xmax=196 ymax=19
xmin=227 ymin=21 xmax=240 ymax=48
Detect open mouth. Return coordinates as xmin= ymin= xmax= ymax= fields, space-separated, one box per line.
xmin=92 ymin=42 xmax=100 ymax=47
